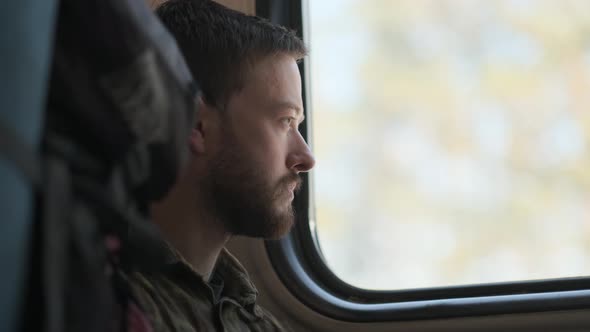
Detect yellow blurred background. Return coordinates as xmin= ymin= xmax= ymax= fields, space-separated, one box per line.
xmin=309 ymin=0 xmax=590 ymax=290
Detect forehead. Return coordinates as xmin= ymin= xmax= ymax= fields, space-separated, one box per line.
xmin=228 ymin=53 xmax=303 ymax=114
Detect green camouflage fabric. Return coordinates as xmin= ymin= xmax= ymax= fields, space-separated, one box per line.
xmin=123 ymin=229 xmax=287 ymax=332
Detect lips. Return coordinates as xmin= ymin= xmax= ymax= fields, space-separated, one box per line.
xmin=285 ymin=183 xmax=295 ymax=200
xmin=288 ymin=182 xmax=298 ymax=192
xmin=278 ymin=175 xmax=302 ymax=201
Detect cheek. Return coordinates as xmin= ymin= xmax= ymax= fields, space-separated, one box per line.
xmin=251 ymin=124 xmax=288 ymax=164
xmin=233 ymin=121 xmax=290 ymax=176
xmin=265 ymin=131 xmax=291 ymax=171
xmin=253 ymin=140 xmax=285 ymax=177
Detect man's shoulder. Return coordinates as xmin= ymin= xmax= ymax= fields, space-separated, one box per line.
xmin=123 ymin=266 xmax=211 ymax=304
xmin=122 ymin=269 xmax=217 ymax=331
xmin=215 ymin=249 xmax=290 ymax=331
xmin=121 ymin=249 xmax=288 ymax=331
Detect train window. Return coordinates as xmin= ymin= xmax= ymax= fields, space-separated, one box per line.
xmin=259 ymin=0 xmax=590 ymax=322
xmin=310 ymin=0 xmax=590 ymax=290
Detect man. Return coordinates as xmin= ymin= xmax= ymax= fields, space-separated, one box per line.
xmin=124 ymin=0 xmax=315 ymax=331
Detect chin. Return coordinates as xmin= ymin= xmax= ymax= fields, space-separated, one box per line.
xmin=263 ymin=212 xmax=295 ymax=239
xmin=264 ymin=224 xmax=293 ymax=240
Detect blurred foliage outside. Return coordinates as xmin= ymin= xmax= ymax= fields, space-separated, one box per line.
xmin=309 ymin=0 xmax=590 ymax=290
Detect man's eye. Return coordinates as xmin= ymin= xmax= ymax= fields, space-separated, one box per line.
xmin=281 ymin=117 xmax=294 ymax=127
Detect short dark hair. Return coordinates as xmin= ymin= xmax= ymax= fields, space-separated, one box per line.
xmin=156 ymin=0 xmax=307 ymax=108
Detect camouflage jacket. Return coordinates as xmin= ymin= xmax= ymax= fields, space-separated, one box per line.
xmin=123 ymin=231 xmax=286 ymax=332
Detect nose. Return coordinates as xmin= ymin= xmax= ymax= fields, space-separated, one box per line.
xmin=287 ymin=130 xmax=316 ymax=173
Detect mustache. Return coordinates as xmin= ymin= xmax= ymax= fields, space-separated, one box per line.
xmin=277 ymin=173 xmax=303 ymax=193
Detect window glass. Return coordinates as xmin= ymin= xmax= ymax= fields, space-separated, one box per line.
xmin=309 ymin=0 xmax=590 ymax=290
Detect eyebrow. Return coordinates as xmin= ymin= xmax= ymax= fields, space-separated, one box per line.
xmin=274 ymin=101 xmax=305 ymax=121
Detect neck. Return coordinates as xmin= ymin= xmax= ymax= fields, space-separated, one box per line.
xmin=150 ymin=171 xmax=231 ymax=281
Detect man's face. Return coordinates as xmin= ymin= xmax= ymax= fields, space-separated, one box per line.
xmin=202 ymin=54 xmax=315 ymax=239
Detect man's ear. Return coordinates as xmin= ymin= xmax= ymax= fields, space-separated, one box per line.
xmin=189 ymin=96 xmax=215 ymax=155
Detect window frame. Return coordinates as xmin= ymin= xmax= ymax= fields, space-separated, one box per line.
xmin=257 ymin=0 xmax=590 ymax=322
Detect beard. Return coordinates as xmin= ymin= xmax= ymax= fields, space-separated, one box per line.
xmin=200 ymin=132 xmax=302 ymax=239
